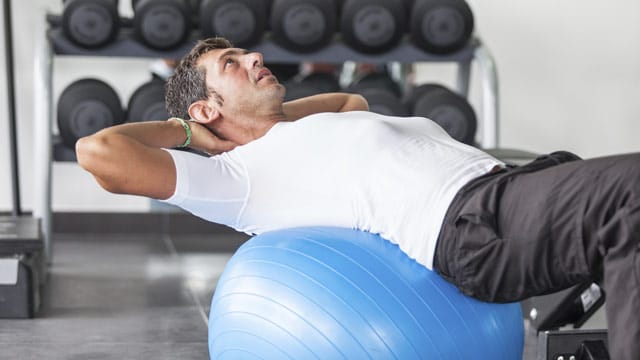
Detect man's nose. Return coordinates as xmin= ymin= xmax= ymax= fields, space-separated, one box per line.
xmin=244 ymin=52 xmax=263 ymax=69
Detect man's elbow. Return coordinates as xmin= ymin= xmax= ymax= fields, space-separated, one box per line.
xmin=341 ymin=94 xmax=369 ymax=112
xmin=76 ymin=135 xmax=123 ymax=194
xmin=76 ymin=135 xmax=103 ymax=173
xmin=353 ymin=94 xmax=369 ymax=111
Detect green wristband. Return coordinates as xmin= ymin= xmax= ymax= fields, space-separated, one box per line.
xmin=171 ymin=117 xmax=192 ymax=148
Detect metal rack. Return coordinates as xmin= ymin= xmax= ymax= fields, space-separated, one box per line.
xmin=33 ymin=21 xmax=500 ymax=260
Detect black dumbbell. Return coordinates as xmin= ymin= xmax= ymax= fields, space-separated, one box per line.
xmin=127 ymin=79 xmax=170 ymax=123
xmin=61 ymin=0 xmax=120 ymax=48
xmin=408 ymin=0 xmax=474 ymax=55
xmin=270 ymin=0 xmax=338 ymax=53
xmin=348 ymin=72 xmax=403 ymax=97
xmin=132 ymin=0 xmax=192 ymax=50
xmin=199 ymin=0 xmax=267 ymax=48
xmin=348 ymin=73 xmax=406 ymax=116
xmin=57 ymin=79 xmax=125 ymax=148
xmin=284 ymin=72 xmax=341 ymax=102
xmin=361 ymin=88 xmax=407 ymax=116
xmin=405 ymin=84 xmax=477 ymax=144
xmin=340 ymin=0 xmax=405 ymax=54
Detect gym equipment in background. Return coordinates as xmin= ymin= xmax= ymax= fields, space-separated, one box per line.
xmin=132 ymin=0 xmax=192 ymax=50
xmin=199 ymin=0 xmax=267 ymax=48
xmin=57 ymin=78 xmax=125 ymax=149
xmin=525 ymin=282 xmax=606 ymax=332
xmin=61 ymin=0 xmax=120 ymax=48
xmin=340 ymin=0 xmax=405 ymax=54
xmin=347 ymin=72 xmax=406 ymax=116
xmin=265 ymin=63 xmax=300 ymax=83
xmin=521 ymin=281 xmax=610 ymax=359
xmin=284 ymin=71 xmax=340 ymax=102
xmin=405 ymin=83 xmax=477 ymax=145
xmin=270 ymin=0 xmax=338 ymax=53
xmin=538 ymin=329 xmax=610 ymax=360
xmin=408 ymin=0 xmax=474 ymax=55
xmin=126 ymin=78 xmax=170 ymax=122
xmin=1 ymin=0 xmax=44 ymax=319
xmin=209 ymin=227 xmax=524 ymax=359
xmin=358 ymin=88 xmax=407 ymax=116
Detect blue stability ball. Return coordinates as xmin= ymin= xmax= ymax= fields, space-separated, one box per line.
xmin=209 ymin=227 xmax=524 ymax=359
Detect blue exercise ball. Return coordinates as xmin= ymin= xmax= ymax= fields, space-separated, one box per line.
xmin=209 ymin=227 xmax=524 ymax=359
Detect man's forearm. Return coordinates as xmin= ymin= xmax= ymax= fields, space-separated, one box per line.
xmin=91 ymin=119 xmax=187 ymax=149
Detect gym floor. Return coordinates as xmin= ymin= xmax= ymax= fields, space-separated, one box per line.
xmin=0 ymin=212 xmax=607 ymax=360
xmin=0 ymin=212 xmax=249 ymax=360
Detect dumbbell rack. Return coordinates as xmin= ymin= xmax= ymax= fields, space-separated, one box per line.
xmin=33 ymin=21 xmax=500 ymax=260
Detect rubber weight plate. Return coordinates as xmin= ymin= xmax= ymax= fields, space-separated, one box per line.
xmin=341 ymin=0 xmax=405 ymax=54
xmin=284 ymin=72 xmax=340 ymax=101
xmin=359 ymin=88 xmax=406 ymax=116
xmin=411 ymin=85 xmax=477 ymax=144
xmin=271 ymin=0 xmax=337 ymax=53
xmin=134 ymin=0 xmax=191 ymax=50
xmin=403 ymin=83 xmax=449 ymax=111
xmin=284 ymin=81 xmax=322 ymax=102
xmin=300 ymin=72 xmax=341 ymax=93
xmin=127 ymin=79 xmax=170 ymax=123
xmin=410 ymin=0 xmax=474 ymax=54
xmin=57 ymin=79 xmax=124 ymax=148
xmin=62 ymin=0 xmax=119 ymax=48
xmin=200 ymin=0 xmax=266 ymax=47
xmin=348 ymin=72 xmax=403 ymax=98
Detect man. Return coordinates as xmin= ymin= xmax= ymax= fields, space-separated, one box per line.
xmin=77 ymin=38 xmax=639 ymax=359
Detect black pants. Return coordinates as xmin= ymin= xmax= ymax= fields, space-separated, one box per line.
xmin=434 ymin=152 xmax=640 ymax=360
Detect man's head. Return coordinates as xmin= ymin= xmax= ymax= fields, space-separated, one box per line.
xmin=165 ymin=37 xmax=233 ymax=119
xmin=165 ymin=37 xmax=285 ymax=125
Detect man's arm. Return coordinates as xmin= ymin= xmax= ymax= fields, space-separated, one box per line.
xmin=283 ymin=92 xmax=368 ymax=121
xmin=76 ymin=119 xmax=237 ymax=200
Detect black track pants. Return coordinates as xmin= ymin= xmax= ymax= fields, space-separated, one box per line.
xmin=434 ymin=152 xmax=640 ymax=360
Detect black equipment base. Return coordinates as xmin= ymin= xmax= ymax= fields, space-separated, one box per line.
xmin=0 ymin=216 xmax=44 ymax=318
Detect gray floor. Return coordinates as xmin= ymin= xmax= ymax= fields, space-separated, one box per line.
xmin=0 ymin=229 xmax=248 ymax=360
xmin=0 ymin=221 xmax=607 ymax=360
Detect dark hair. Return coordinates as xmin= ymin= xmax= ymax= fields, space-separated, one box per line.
xmin=165 ymin=37 xmax=233 ymax=119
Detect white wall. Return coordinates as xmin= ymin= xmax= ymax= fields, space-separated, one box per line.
xmin=470 ymin=0 xmax=640 ymax=156
xmin=1 ymin=0 xmax=640 ymax=212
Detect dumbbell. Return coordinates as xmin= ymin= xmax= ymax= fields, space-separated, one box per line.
xmin=340 ymin=0 xmax=405 ymax=54
xmin=270 ymin=0 xmax=338 ymax=53
xmin=199 ymin=0 xmax=268 ymax=48
xmin=132 ymin=0 xmax=192 ymax=50
xmin=348 ymin=73 xmax=406 ymax=116
xmin=61 ymin=0 xmax=120 ymax=48
xmin=57 ymin=79 xmax=125 ymax=148
xmin=408 ymin=0 xmax=474 ymax=55
xmin=405 ymin=84 xmax=477 ymax=144
xmin=127 ymin=79 xmax=170 ymax=123
xmin=284 ymin=72 xmax=340 ymax=102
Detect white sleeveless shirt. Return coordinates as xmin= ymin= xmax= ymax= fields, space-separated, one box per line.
xmin=163 ymin=111 xmax=501 ymax=269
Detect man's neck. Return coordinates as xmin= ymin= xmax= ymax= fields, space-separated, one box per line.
xmin=218 ymin=111 xmax=286 ymax=145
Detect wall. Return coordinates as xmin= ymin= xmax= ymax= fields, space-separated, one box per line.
xmin=1 ymin=0 xmax=640 ymax=212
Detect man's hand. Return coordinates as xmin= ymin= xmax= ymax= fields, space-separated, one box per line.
xmin=183 ymin=119 xmax=239 ymax=155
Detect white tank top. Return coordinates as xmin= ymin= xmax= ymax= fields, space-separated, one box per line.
xmin=163 ymin=111 xmax=502 ymax=269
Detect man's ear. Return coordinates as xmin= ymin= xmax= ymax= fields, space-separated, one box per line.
xmin=188 ymin=99 xmax=220 ymax=125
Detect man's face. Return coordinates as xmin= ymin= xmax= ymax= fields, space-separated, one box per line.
xmin=197 ymin=48 xmax=285 ymax=116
